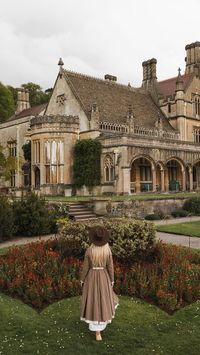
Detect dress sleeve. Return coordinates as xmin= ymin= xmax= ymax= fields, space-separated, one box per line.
xmin=80 ymin=249 xmax=90 ymax=282
xmin=106 ymin=253 xmax=114 ymax=283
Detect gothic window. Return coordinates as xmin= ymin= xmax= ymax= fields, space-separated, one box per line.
xmin=44 ymin=140 xmax=64 ymax=184
xmin=167 ymin=160 xmax=178 ymax=180
xmin=33 ymin=140 xmax=40 ymax=164
xmin=8 ymin=141 xmax=17 ymax=157
xmin=139 ymin=158 xmax=152 ymax=182
xmin=104 ymin=155 xmax=115 ymax=182
xmin=193 ymin=127 xmax=200 ymax=143
xmin=192 ymin=95 xmax=200 ymax=116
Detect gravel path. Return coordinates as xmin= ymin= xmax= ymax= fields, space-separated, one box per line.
xmin=1 ymin=216 xmax=200 ymax=250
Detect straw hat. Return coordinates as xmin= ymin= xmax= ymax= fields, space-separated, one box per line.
xmin=89 ymin=226 xmax=110 ymax=246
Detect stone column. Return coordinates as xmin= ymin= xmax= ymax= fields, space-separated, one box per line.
xmin=189 ymin=167 xmax=193 ymax=191
xmin=165 ymin=168 xmax=169 ymax=192
xmin=160 ymin=170 xmax=165 ymax=192
xmin=121 ymin=167 xmax=131 ymax=194
xmin=152 ymin=169 xmax=156 ymax=192
xmin=182 ymin=169 xmax=186 ymax=191
xmin=40 ymin=139 xmax=45 ymax=185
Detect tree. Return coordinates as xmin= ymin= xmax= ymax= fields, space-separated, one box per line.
xmin=0 ymin=145 xmax=17 ymax=181
xmin=0 ymin=82 xmax=15 ymax=123
xmin=21 ymin=82 xmax=52 ymax=106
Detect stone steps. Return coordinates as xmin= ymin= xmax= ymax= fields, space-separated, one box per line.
xmin=68 ymin=202 xmax=99 ymax=221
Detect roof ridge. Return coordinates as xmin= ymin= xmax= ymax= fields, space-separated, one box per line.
xmin=158 ymin=72 xmax=193 ymax=84
xmin=64 ymin=69 xmax=140 ymax=92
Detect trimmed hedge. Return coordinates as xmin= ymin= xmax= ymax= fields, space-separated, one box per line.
xmin=58 ymin=219 xmax=156 ymax=264
xmin=183 ymin=197 xmax=200 ymax=215
xmin=171 ymin=209 xmax=188 ymax=218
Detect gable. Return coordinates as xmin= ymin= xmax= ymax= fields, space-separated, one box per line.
xmin=45 ymin=72 xmax=89 ymax=132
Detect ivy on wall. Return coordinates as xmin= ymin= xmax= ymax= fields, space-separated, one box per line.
xmin=73 ymin=139 xmax=101 ymax=188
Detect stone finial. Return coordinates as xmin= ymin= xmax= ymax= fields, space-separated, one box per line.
xmin=58 ymin=58 xmax=64 ymax=67
xmin=176 ymin=67 xmax=184 ymax=91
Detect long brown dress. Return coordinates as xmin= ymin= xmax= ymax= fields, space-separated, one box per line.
xmin=80 ymin=246 xmax=119 ymax=327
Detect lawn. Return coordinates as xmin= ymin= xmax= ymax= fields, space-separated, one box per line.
xmin=0 ymin=294 xmax=200 ymax=355
xmin=45 ymin=191 xmax=200 ymax=203
xmin=156 ymin=221 xmax=200 ymax=238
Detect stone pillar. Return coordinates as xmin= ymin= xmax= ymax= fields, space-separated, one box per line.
xmin=40 ymin=139 xmax=45 ymax=185
xmin=189 ymin=167 xmax=193 ymax=191
xmin=165 ymin=168 xmax=169 ymax=192
xmin=161 ymin=170 xmax=165 ymax=192
xmin=182 ymin=169 xmax=186 ymax=191
xmin=121 ymin=167 xmax=131 ymax=194
xmin=152 ymin=169 xmax=156 ymax=192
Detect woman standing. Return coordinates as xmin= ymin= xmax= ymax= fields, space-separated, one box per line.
xmin=80 ymin=226 xmax=119 ymax=341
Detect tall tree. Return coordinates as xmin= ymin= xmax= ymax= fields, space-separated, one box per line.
xmin=0 ymin=82 xmax=15 ymax=123
xmin=21 ymin=82 xmax=52 ymax=106
xmin=0 ymin=145 xmax=17 ymax=181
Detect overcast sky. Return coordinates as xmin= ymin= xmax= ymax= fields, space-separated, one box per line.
xmin=0 ymin=0 xmax=199 ymax=90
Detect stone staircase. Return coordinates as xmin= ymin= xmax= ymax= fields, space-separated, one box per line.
xmin=68 ymin=202 xmax=99 ymax=222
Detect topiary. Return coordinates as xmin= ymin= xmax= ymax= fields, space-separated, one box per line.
xmin=171 ymin=209 xmax=188 ymax=218
xmin=145 ymin=214 xmax=161 ymax=221
xmin=183 ymin=197 xmax=200 ymax=215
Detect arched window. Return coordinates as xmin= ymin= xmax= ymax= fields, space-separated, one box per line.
xmin=104 ymin=155 xmax=115 ymax=182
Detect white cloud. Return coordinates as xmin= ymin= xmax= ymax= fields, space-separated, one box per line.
xmin=0 ymin=0 xmax=200 ymax=89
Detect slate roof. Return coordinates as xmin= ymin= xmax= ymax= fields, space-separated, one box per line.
xmin=64 ymin=70 xmax=174 ymax=131
xmin=8 ymin=104 xmax=47 ymax=122
xmin=158 ymin=73 xmax=194 ymax=97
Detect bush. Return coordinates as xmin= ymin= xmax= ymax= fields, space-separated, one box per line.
xmin=0 ymin=195 xmax=15 ymax=242
xmin=58 ymin=218 xmax=156 ymax=264
xmin=13 ymin=193 xmax=52 ymax=236
xmin=171 ymin=209 xmax=188 ymax=218
xmin=46 ymin=203 xmax=69 ymax=233
xmin=183 ymin=197 xmax=200 ymax=215
xmin=145 ymin=214 xmax=161 ymax=221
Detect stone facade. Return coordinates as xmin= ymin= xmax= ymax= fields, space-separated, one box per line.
xmin=1 ymin=43 xmax=200 ymax=196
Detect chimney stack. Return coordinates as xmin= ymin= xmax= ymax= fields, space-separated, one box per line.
xmin=16 ymin=88 xmax=30 ymax=114
xmin=104 ymin=74 xmax=117 ymax=82
xmin=142 ymin=58 xmax=157 ymax=90
xmin=185 ymin=41 xmax=200 ymax=74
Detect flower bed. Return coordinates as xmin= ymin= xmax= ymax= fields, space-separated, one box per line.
xmin=0 ymin=239 xmax=199 ymax=313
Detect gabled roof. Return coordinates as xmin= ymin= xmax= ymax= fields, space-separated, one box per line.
xmin=8 ymin=104 xmax=47 ymax=122
xmin=64 ymin=70 xmax=174 ymax=131
xmin=158 ymin=73 xmax=194 ymax=97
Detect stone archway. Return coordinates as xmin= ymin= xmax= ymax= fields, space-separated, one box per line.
xmin=166 ymin=158 xmax=185 ymax=192
xmin=130 ymin=156 xmax=156 ymax=193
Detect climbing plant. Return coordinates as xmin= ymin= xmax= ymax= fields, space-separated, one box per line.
xmin=73 ymin=139 xmax=101 ymax=188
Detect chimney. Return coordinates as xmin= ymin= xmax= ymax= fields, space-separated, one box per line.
xmin=104 ymin=74 xmax=117 ymax=82
xmin=16 ymin=88 xmax=30 ymax=114
xmin=142 ymin=58 xmax=157 ymax=90
xmin=185 ymin=41 xmax=200 ymax=74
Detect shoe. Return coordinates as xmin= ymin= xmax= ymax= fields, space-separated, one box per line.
xmin=96 ymin=332 xmax=102 ymax=341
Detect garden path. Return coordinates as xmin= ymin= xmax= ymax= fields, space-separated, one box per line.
xmin=1 ymin=216 xmax=200 ymax=250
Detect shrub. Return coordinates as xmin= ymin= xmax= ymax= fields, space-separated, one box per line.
xmin=183 ymin=197 xmax=200 ymax=215
xmin=0 ymin=195 xmax=15 ymax=242
xmin=13 ymin=193 xmax=52 ymax=236
xmin=145 ymin=214 xmax=161 ymax=221
xmin=58 ymin=218 xmax=156 ymax=263
xmin=171 ymin=209 xmax=188 ymax=218
xmin=46 ymin=203 xmax=69 ymax=233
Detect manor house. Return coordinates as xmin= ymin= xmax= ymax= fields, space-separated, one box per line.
xmin=1 ymin=41 xmax=200 ymax=195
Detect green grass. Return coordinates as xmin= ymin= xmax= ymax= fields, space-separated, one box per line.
xmin=0 ymin=294 xmax=200 ymax=355
xmin=45 ymin=192 xmax=200 ymax=203
xmin=0 ymin=247 xmax=9 ymax=256
xmin=156 ymin=221 xmax=200 ymax=238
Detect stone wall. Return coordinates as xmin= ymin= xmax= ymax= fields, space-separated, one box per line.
xmin=92 ymin=198 xmax=186 ymax=218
